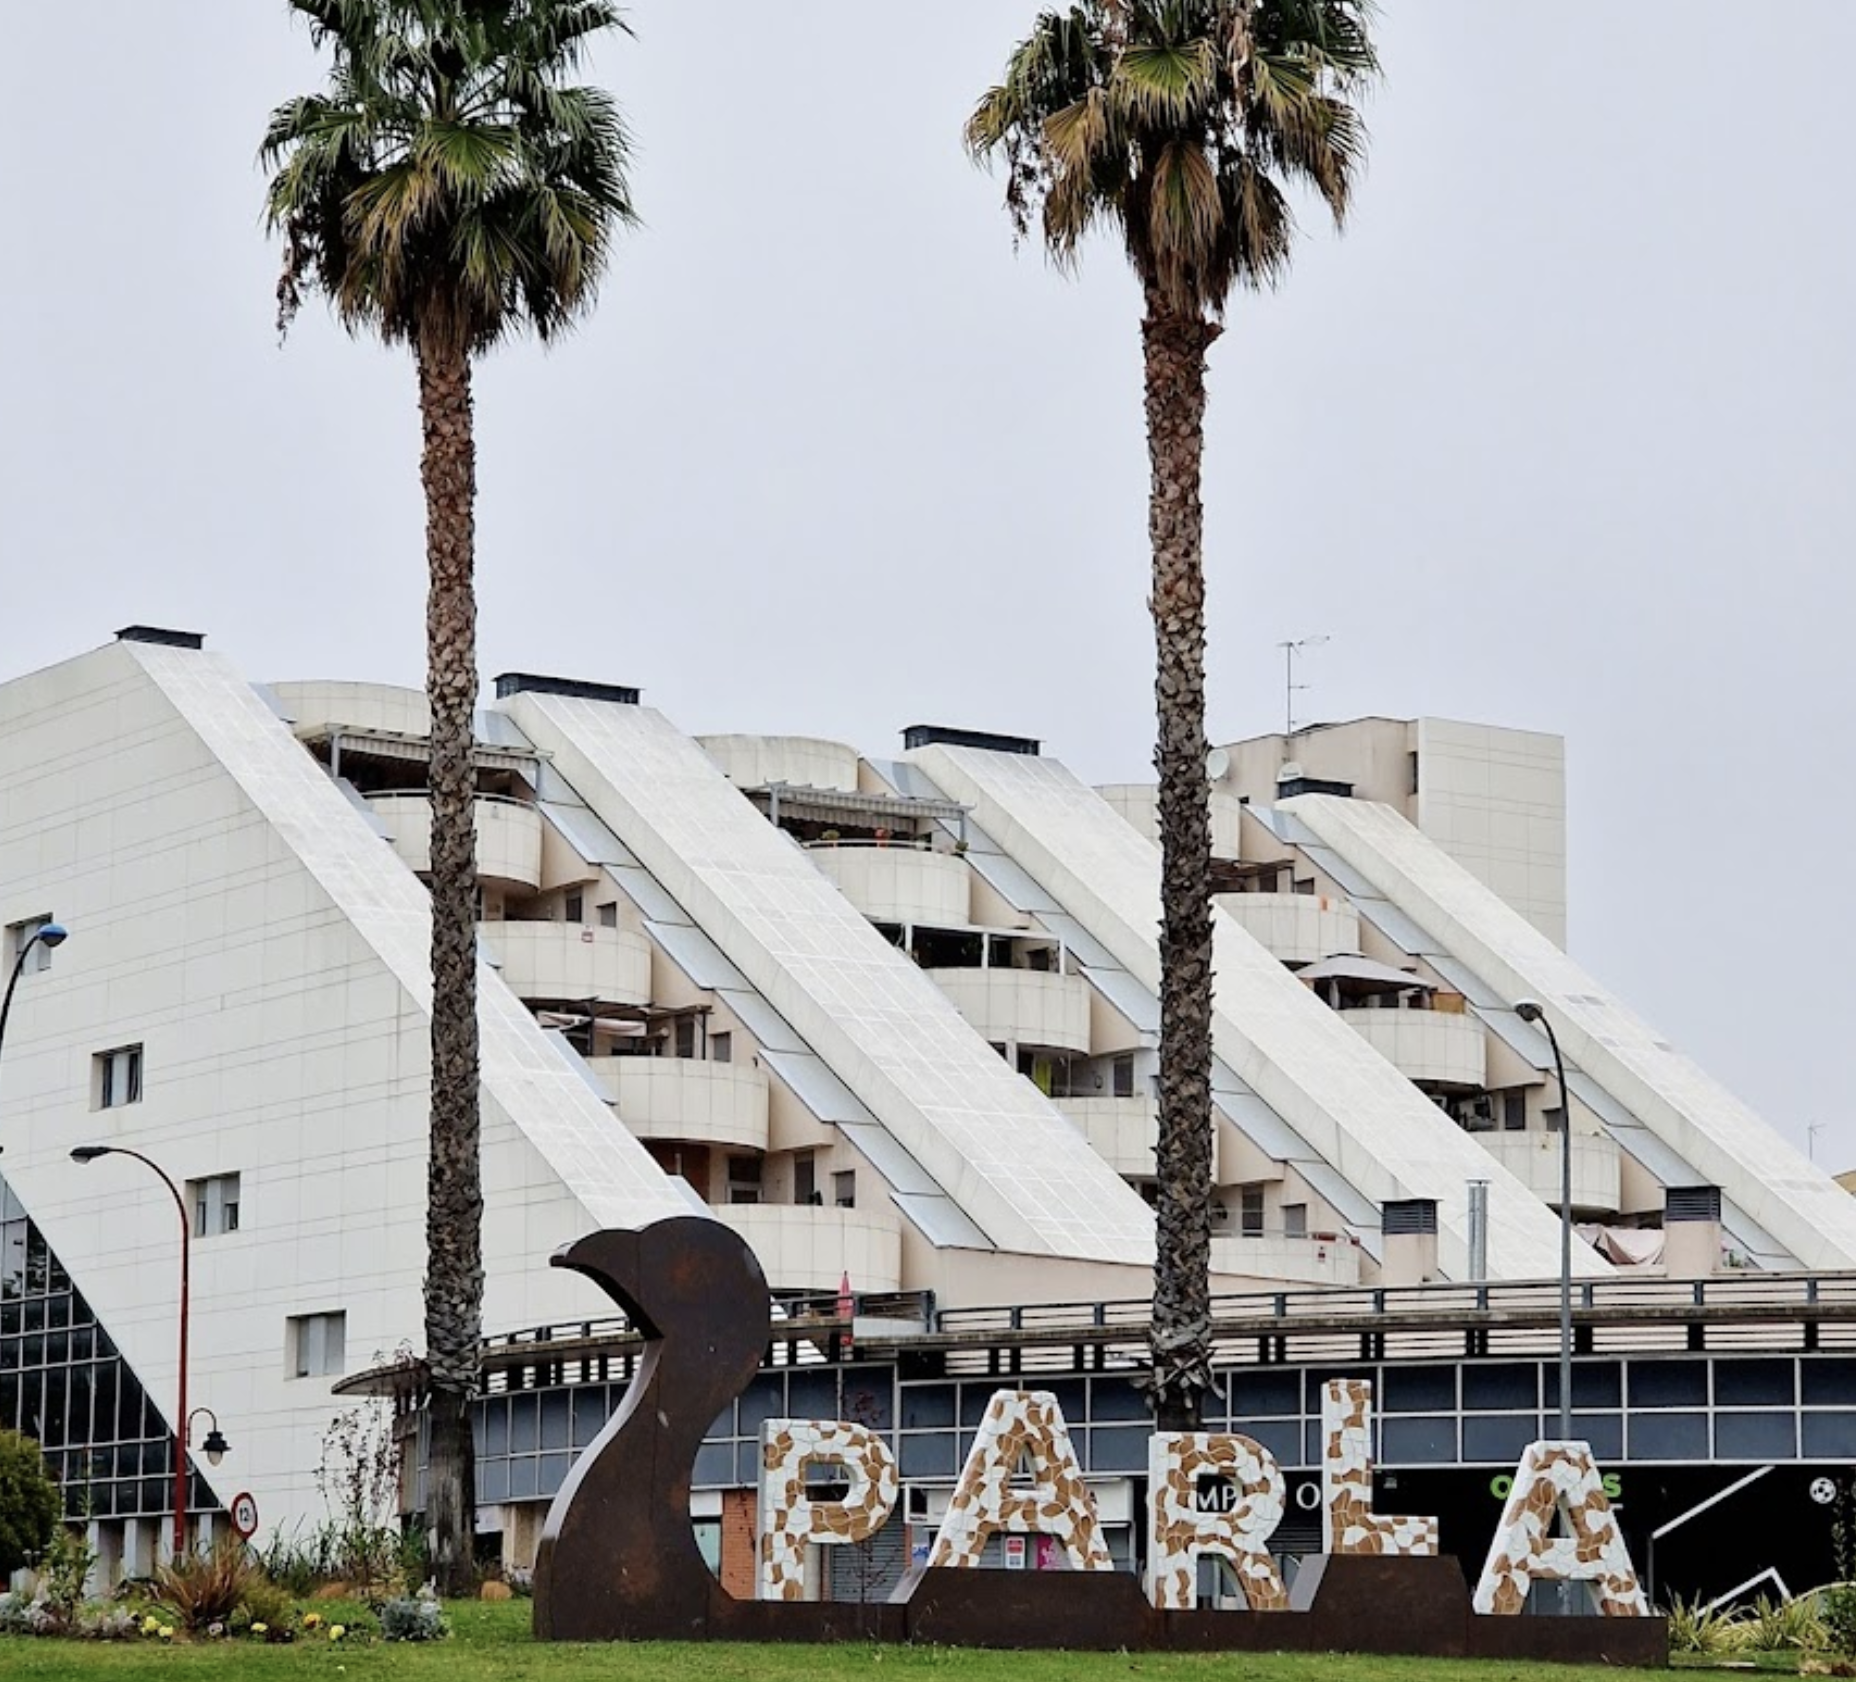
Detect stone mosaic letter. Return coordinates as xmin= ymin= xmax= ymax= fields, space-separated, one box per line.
xmin=925 ymin=1389 xmax=1112 ymax=1572
xmin=756 ymin=1419 xmax=899 ymax=1601
xmin=1473 ymin=1441 xmax=1648 ymax=1616
xmin=1321 ymin=1379 xmax=1439 ymax=1556
xmin=1146 ymin=1433 xmax=1289 ymax=1612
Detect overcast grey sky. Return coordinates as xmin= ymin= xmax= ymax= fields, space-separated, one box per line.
xmin=3 ymin=4 xmax=1851 ymax=1163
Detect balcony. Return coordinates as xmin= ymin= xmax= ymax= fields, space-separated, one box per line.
xmin=1216 ymin=893 xmax=1359 ymax=964
xmin=1057 ymin=1095 xmax=1217 ymax=1181
xmin=698 ymin=734 xmax=861 ymax=793
xmin=716 ymin=1203 xmax=903 ymax=1294
xmin=586 ymin=1057 xmax=770 ymax=1153
xmin=272 ymin=680 xmax=430 ymax=739
xmin=1340 ymin=1007 xmax=1487 ymax=1091
xmin=1210 ymin=1232 xmax=1362 ymax=1288
xmin=370 ymin=793 xmax=543 ymax=891
xmin=482 ymin=922 xmax=652 ymax=1007
xmin=1474 ymin=1129 xmax=1622 ymax=1217
xmin=808 ymin=842 xmax=969 ymax=927
xmin=926 ymin=968 xmax=1091 ymax=1054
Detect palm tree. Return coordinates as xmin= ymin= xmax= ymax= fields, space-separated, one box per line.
xmin=968 ymin=1 xmax=1375 ymax=1432
xmin=262 ymin=0 xmax=635 ymax=1590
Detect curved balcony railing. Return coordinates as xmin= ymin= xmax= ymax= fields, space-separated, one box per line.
xmin=807 ymin=841 xmax=970 ymax=927
xmin=369 ymin=791 xmax=543 ymax=891
xmin=925 ymin=967 xmax=1092 ymax=1055
xmin=1215 ymin=892 xmax=1359 ymax=965
xmin=481 ymin=921 xmax=652 ymax=1007
xmin=585 ymin=1056 xmax=770 ymax=1153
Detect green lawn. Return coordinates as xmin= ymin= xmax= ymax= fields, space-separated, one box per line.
xmin=0 ymin=1601 xmax=1720 ymax=1681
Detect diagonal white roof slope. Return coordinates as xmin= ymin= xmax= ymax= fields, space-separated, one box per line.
xmin=911 ymin=745 xmax=1596 ymax=1282
xmin=124 ymin=641 xmax=693 ymax=1233
xmin=503 ymin=692 xmax=1160 ymax=1264
xmin=1284 ymin=792 xmax=1856 ymax=1272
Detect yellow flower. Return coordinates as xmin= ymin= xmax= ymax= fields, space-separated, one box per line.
xmin=251 ymin=1623 xmax=268 ymax=1636
xmin=330 ymin=1624 xmax=346 ymax=1641
xmin=141 ymin=1616 xmax=160 ymax=1635
xmin=303 ymin=1612 xmax=322 ymax=1629
xmin=159 ymin=1626 xmax=175 ymax=1641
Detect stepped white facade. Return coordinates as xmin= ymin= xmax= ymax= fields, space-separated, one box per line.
xmin=0 ymin=631 xmax=1842 ymax=1560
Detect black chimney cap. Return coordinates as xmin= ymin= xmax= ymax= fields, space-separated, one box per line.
xmin=116 ymin=626 xmax=205 ymax=650
xmin=494 ymin=673 xmax=640 ymax=706
xmin=902 ymin=724 xmax=1040 ymax=757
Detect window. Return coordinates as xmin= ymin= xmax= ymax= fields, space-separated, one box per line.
xmin=794 ymin=1153 xmax=819 ymax=1206
xmin=289 ymin=1312 xmax=346 ymax=1379
xmin=726 ymin=1155 xmax=763 ymax=1206
xmin=189 ymin=1174 xmax=241 ymax=1238
xmin=96 ymin=1046 xmax=143 ymax=1110
xmin=563 ymin=892 xmax=584 ymax=924
xmin=1112 ymin=1056 xmax=1135 ymax=1099
xmin=833 ymin=1171 xmax=857 ymax=1210
xmin=1409 ymin=751 xmax=1421 ymax=797
xmin=711 ymin=1033 xmax=732 ymax=1065
xmin=8 ymin=916 xmax=57 ymax=975
xmin=1282 ymin=1203 xmax=1307 ymax=1239
xmin=1503 ymin=1090 xmax=1528 ymax=1132
xmin=597 ymin=902 xmax=619 ymax=929
xmin=1239 ymin=1185 xmax=1265 ymax=1238
xmin=674 ymin=1017 xmax=697 ymax=1060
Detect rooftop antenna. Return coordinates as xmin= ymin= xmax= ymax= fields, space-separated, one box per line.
xmin=1278 ymin=634 xmax=1330 ymax=740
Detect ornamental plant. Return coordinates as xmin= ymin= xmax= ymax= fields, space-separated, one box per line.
xmin=0 ymin=1430 xmax=59 ymax=1577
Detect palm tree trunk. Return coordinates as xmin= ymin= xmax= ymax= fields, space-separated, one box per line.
xmin=416 ymin=330 xmax=484 ymax=1597
xmin=1142 ymin=288 xmax=1222 ymax=1434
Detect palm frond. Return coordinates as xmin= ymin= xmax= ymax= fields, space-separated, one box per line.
xmin=263 ymin=0 xmax=635 ymax=354
xmin=971 ymin=0 xmax=1376 ymax=315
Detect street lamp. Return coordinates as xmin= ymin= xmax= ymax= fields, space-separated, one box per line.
xmin=0 ymin=923 xmax=68 ymax=1151
xmin=1515 ymin=997 xmax=1577 ymax=1616
xmin=71 ymin=1144 xmax=197 ymax=1557
xmin=188 ymin=1408 xmax=231 ymax=1468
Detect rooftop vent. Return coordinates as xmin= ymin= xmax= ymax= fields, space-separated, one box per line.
xmin=1276 ymin=761 xmax=1353 ymax=800
xmin=1381 ymin=1198 xmax=1440 ymax=1237
xmin=902 ymin=724 xmax=1040 ymax=757
xmin=494 ymin=673 xmax=640 ymax=706
xmin=1665 ymin=1185 xmax=1723 ymax=1225
xmin=116 ymin=626 xmax=205 ymax=650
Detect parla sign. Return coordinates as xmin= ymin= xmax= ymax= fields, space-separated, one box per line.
xmin=530 ymin=1218 xmax=1663 ymax=1664
xmin=757 ymin=1378 xmax=1648 ymax=1617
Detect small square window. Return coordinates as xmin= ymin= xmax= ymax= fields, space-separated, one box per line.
xmin=1112 ymin=1056 xmax=1135 ymax=1099
xmin=597 ymin=902 xmax=619 ymax=929
xmin=8 ymin=916 xmax=58 ymax=975
xmin=1282 ymin=1203 xmax=1308 ymax=1239
xmin=564 ymin=892 xmax=584 ymax=924
xmin=188 ymin=1174 xmax=242 ymax=1239
xmin=289 ymin=1312 xmax=347 ymax=1379
xmin=95 ymin=1046 xmax=143 ymax=1110
xmin=711 ymin=1033 xmax=732 ymax=1065
xmin=833 ymin=1171 xmax=857 ymax=1210
xmin=1239 ymin=1185 xmax=1265 ymax=1237
xmin=675 ymin=1017 xmax=697 ymax=1060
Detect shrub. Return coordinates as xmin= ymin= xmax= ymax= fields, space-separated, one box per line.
xmin=0 ymin=1431 xmax=59 ymax=1578
xmin=153 ymin=1535 xmax=261 ymax=1632
xmin=237 ymin=1576 xmax=295 ymax=1633
xmin=1823 ymin=1585 xmax=1856 ymax=1657
xmin=1746 ymin=1592 xmax=1828 ymax=1652
xmin=380 ymin=1584 xmax=448 ymax=1643
xmin=0 ymin=1590 xmax=31 ymax=1635
xmin=1665 ymin=1594 xmax=1750 ymax=1655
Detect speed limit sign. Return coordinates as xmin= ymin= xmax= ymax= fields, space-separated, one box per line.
xmin=229 ymin=1492 xmax=260 ymax=1539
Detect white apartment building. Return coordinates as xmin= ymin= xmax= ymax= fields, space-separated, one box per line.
xmin=2 ymin=628 xmax=1850 ymax=1571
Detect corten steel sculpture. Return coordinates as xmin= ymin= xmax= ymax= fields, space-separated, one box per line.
xmin=531 ymin=1217 xmax=1667 ymax=1666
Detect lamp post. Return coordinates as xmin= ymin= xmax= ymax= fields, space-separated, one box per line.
xmin=0 ymin=924 xmax=68 ymax=1147
xmin=1515 ymin=999 xmax=1576 ymax=1614
xmin=71 ymin=1144 xmax=195 ymax=1558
